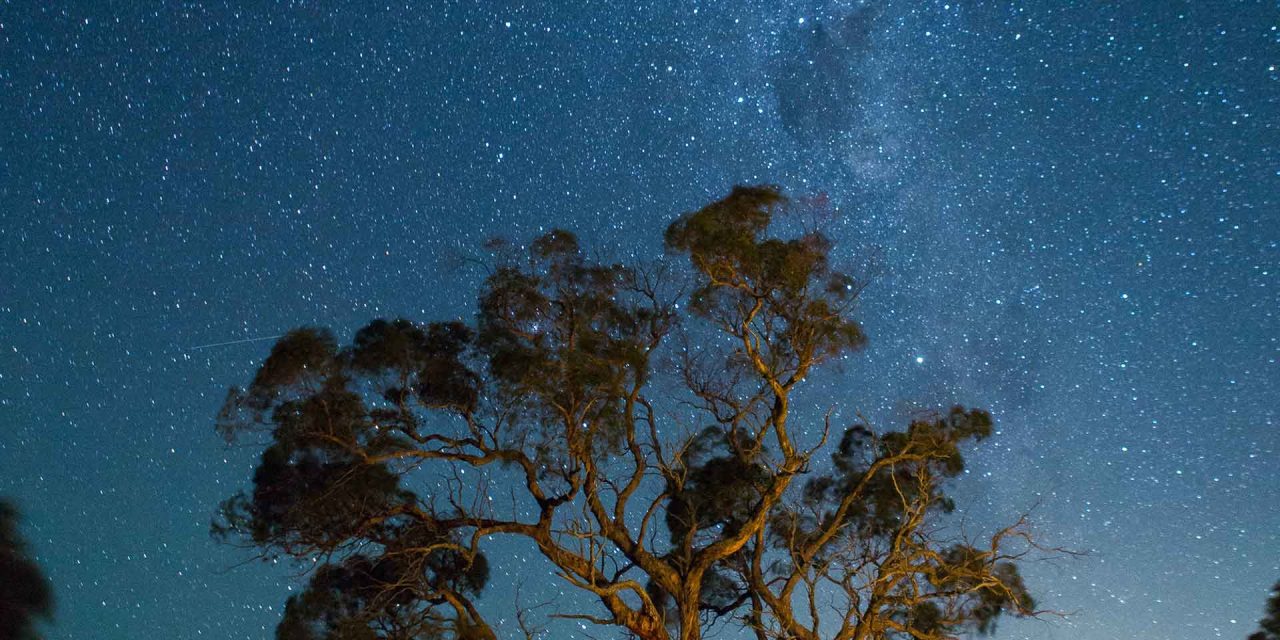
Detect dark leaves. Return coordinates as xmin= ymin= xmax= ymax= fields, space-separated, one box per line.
xmin=665 ymin=185 xmax=866 ymax=378
xmin=272 ymin=525 xmax=489 ymax=639
xmin=349 ymin=319 xmax=480 ymax=414
xmin=785 ymin=407 xmax=995 ymax=549
xmin=1250 ymin=581 xmax=1280 ymax=640
xmin=276 ymin=552 xmax=462 ymax=640
xmin=664 ymin=185 xmax=781 ymax=279
xmin=234 ymin=443 xmax=407 ymax=550
xmin=350 ymin=318 xmax=429 ymax=375
xmin=477 ymin=231 xmax=664 ymax=459
xmin=0 ymin=500 xmax=53 ymax=640
xmin=934 ymin=547 xmax=1035 ymax=635
xmin=247 ymin=328 xmax=340 ymax=411
xmin=666 ymin=454 xmax=768 ymax=547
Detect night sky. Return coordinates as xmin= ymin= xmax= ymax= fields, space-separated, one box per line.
xmin=2 ymin=1 xmax=1277 ymax=638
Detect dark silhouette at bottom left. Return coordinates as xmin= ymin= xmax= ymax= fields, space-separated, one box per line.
xmin=0 ymin=499 xmax=53 ymax=640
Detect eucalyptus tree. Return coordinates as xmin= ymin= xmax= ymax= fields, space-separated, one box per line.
xmin=215 ymin=186 xmax=1043 ymax=640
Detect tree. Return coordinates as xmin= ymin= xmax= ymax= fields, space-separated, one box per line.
xmin=215 ymin=185 xmax=1045 ymax=640
xmin=1249 ymin=582 xmax=1280 ymax=640
xmin=0 ymin=499 xmax=54 ymax=640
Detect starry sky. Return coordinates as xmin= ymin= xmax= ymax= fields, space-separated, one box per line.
xmin=1 ymin=1 xmax=1277 ymax=638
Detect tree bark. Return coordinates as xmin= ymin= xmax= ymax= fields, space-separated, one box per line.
xmin=677 ymin=578 xmax=704 ymax=640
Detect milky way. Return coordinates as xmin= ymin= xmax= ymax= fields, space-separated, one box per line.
xmin=2 ymin=2 xmax=1276 ymax=638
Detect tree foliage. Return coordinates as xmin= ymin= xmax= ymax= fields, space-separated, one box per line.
xmin=1249 ymin=582 xmax=1280 ymax=640
xmin=215 ymin=185 xmax=1044 ymax=640
xmin=0 ymin=499 xmax=54 ymax=640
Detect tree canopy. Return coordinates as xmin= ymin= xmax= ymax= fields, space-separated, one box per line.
xmin=215 ymin=185 xmax=1043 ymax=640
xmin=1 ymin=499 xmax=54 ymax=640
xmin=1249 ymin=582 xmax=1280 ymax=640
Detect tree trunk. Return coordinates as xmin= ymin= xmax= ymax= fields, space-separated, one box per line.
xmin=676 ymin=580 xmax=703 ymax=640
